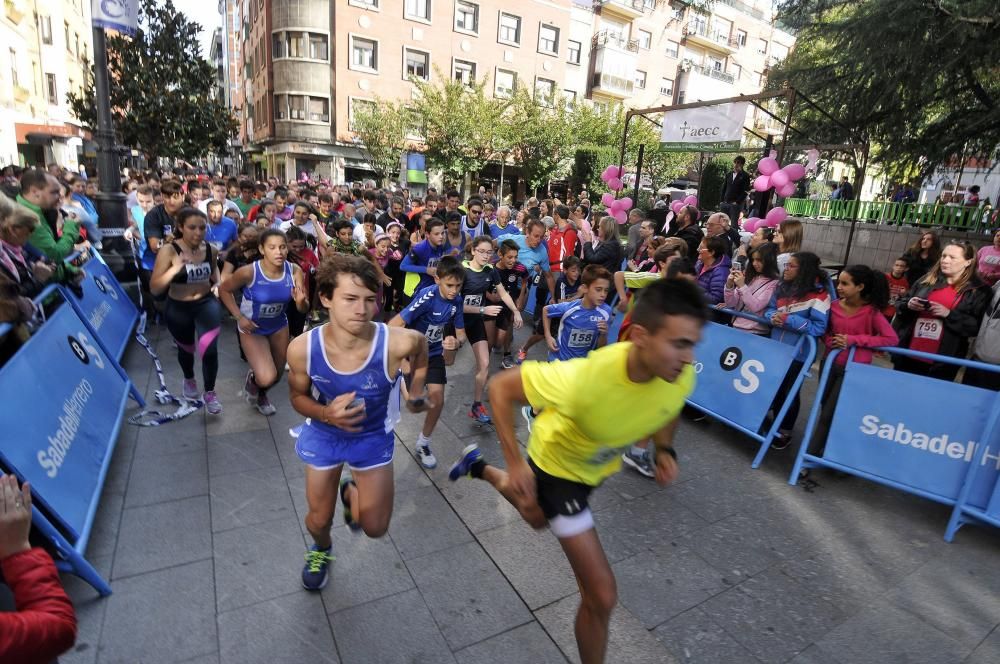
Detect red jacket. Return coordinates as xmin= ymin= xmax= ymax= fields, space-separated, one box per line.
xmin=0 ymin=548 xmax=77 ymax=663
xmin=546 ymin=225 xmax=578 ymax=272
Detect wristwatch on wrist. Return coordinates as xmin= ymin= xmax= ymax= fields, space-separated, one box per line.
xmin=479 ymin=306 xmax=484 ymax=315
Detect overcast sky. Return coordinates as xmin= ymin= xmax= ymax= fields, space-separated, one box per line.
xmin=166 ymin=0 xmax=220 ymax=59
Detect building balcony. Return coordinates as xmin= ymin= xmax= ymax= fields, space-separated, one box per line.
xmin=687 ymin=62 xmax=736 ymax=85
xmin=593 ymin=0 xmax=645 ymax=20
xmin=683 ymin=22 xmax=738 ymax=54
xmin=590 ymin=30 xmax=638 ymax=99
xmin=4 ymin=0 xmax=26 ymax=23
xmin=591 ymin=29 xmax=638 ymax=53
xmin=12 ymin=84 xmax=29 ymax=103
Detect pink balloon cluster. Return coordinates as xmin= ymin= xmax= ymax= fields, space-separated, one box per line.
xmin=600 ymin=164 xmax=634 ymax=224
xmin=753 ymin=159 xmax=807 ymax=198
xmin=669 ymin=195 xmax=701 ymax=220
xmin=742 ymin=206 xmax=789 ymax=233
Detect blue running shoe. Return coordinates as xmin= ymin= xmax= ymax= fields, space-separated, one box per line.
xmin=469 ymin=403 xmax=492 ymax=424
xmin=301 ymin=545 xmax=334 ymax=591
xmin=449 ymin=444 xmax=484 ymax=481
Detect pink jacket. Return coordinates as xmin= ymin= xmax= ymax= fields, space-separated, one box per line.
xmin=823 ymin=302 xmax=899 ymax=366
xmin=724 ymin=276 xmax=778 ymax=333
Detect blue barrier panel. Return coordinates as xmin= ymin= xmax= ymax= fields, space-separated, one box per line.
xmin=790 ymin=347 xmax=1000 ymax=542
xmin=0 ymin=290 xmax=136 ymax=595
xmin=687 ymin=309 xmax=816 ymax=468
xmin=61 ymin=252 xmax=138 ymax=361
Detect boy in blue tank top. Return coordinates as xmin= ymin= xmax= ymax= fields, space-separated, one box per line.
xmin=542 ymin=265 xmax=613 ymax=362
xmin=389 ymin=255 xmax=468 ymax=469
xmin=287 ymin=254 xmax=431 ymax=592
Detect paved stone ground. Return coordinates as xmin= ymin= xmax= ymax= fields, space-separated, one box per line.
xmin=9 ymin=319 xmax=1000 ymax=664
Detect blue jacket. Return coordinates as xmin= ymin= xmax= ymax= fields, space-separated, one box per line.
xmin=763 ymin=285 xmax=831 ymax=361
xmin=695 ymin=254 xmax=731 ymax=305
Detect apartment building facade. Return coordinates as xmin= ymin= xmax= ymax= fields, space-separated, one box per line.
xmin=0 ymin=0 xmax=94 ymax=169
xmin=236 ymin=0 xmax=794 ymax=183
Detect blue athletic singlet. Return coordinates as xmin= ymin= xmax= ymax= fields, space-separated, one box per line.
xmin=305 ymin=322 xmax=401 ymax=438
xmin=294 ymin=323 xmax=402 ymax=470
xmin=239 ymin=260 xmax=293 ymax=335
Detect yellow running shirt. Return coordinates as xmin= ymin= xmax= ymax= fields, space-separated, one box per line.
xmin=521 ymin=342 xmax=695 ymax=486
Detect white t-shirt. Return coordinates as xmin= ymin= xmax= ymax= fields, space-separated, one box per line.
xmin=353 ymin=223 xmax=384 ymax=245
xmin=280 ymin=218 xmax=318 ymax=237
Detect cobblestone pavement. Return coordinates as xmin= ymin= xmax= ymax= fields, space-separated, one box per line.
xmin=9 ymin=320 xmax=1000 ymax=664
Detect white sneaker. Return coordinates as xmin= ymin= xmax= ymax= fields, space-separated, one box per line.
xmin=521 ymin=405 xmax=535 ymax=433
xmin=416 ymin=444 xmax=437 ymax=469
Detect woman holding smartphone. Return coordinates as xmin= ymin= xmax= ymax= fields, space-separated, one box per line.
xmin=893 ymin=240 xmax=989 ymax=381
xmin=724 ymin=243 xmax=780 ymax=335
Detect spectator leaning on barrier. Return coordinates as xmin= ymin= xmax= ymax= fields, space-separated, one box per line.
xmin=724 ymin=242 xmax=780 ymax=335
xmin=893 ymin=240 xmax=989 ymax=381
xmin=0 ymin=474 xmax=78 ymax=662
xmin=965 ymin=280 xmax=1000 ymax=390
xmin=17 ymin=169 xmax=82 ymax=285
xmin=763 ymin=251 xmax=830 ymax=448
xmin=0 ymin=196 xmax=54 ymax=299
xmin=694 ymin=234 xmax=731 ymax=306
xmin=805 ymin=265 xmax=898 ymax=462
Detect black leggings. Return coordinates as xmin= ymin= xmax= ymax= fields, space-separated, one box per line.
xmin=770 ymin=359 xmax=805 ymax=433
xmin=164 ymin=295 xmax=222 ymax=391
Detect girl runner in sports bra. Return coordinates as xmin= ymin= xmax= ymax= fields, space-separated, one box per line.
xmin=149 ymin=208 xmax=224 ymax=413
xmin=219 ymin=228 xmax=308 ymax=415
xmin=462 ymin=235 xmax=523 ymax=423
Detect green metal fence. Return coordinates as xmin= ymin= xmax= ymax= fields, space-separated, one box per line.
xmin=783 ymin=198 xmax=995 ymax=232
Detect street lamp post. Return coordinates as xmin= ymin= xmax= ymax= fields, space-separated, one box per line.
xmin=91 ymin=25 xmax=128 ymax=269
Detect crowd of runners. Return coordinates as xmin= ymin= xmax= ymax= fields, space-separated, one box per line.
xmin=3 ymin=165 xmax=1000 ymax=664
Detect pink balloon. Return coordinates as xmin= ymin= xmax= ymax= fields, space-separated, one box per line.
xmin=766 ymin=218 xmax=782 ymax=228
xmin=777 ymin=182 xmax=797 ymax=198
xmin=619 ymin=197 xmax=632 ymax=210
xmin=765 ymin=206 xmax=788 ymax=225
xmin=610 ymin=165 xmax=623 ymax=178
xmin=758 ymin=157 xmax=779 ymax=175
xmin=753 ymin=175 xmax=771 ymax=192
xmin=684 ymin=195 xmax=698 ymax=206
xmin=770 ymin=169 xmax=790 ymax=188
xmin=613 ymin=210 xmax=628 ymax=224
xmin=601 ymin=192 xmax=615 ymax=206
xmin=783 ymin=163 xmax=806 ymax=181
xmin=670 ymin=200 xmax=684 ymax=214
xmin=743 ymin=218 xmax=759 ymax=232
xmin=608 ymin=177 xmax=623 ymax=191
xmin=609 ymin=199 xmax=624 ymax=213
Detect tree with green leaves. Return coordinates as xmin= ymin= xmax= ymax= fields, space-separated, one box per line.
xmin=570 ymin=104 xmax=694 ymax=195
xmin=410 ymin=73 xmax=509 ymax=184
xmin=769 ymin=0 xmax=1000 ymax=181
xmin=350 ymin=99 xmax=412 ymax=185
xmin=68 ymin=0 xmax=236 ymax=162
xmin=504 ymin=87 xmax=574 ymax=195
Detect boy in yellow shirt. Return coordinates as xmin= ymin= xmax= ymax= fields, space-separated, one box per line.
xmin=447 ymin=278 xmax=707 ymax=664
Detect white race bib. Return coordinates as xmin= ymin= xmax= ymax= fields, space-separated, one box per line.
xmin=425 ymin=324 xmax=444 ymax=343
xmin=258 ymin=302 xmax=285 ymax=318
xmin=914 ymin=318 xmax=943 ymax=341
xmin=567 ymin=329 xmax=596 ymax=348
xmin=464 ymin=294 xmax=482 ymax=308
xmin=185 ymin=262 xmax=212 ymax=283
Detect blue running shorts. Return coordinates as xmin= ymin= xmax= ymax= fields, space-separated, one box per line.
xmin=294 ymin=422 xmax=395 ymax=471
